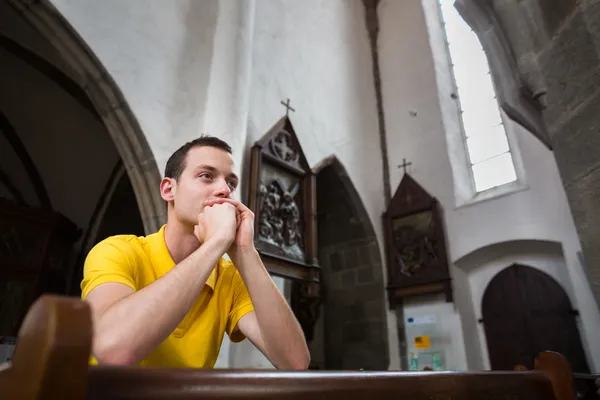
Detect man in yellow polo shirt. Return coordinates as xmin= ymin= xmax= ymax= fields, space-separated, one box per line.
xmin=81 ymin=136 xmax=310 ymax=369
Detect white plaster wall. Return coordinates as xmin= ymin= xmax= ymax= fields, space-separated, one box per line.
xmin=0 ymin=48 xmax=118 ymax=232
xmin=202 ymin=0 xmax=255 ymax=178
xmin=47 ymin=0 xmax=260 ymax=187
xmin=379 ymin=0 xmax=600 ymax=371
xmin=403 ymin=295 xmax=467 ymax=371
xmin=48 ymin=0 xmax=220 ymax=173
xmin=244 ymin=0 xmax=387 ymax=369
xmin=248 ymin=0 xmax=382 ymax=235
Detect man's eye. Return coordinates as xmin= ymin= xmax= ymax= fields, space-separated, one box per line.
xmin=199 ymin=173 xmax=212 ymax=179
xmin=228 ymin=181 xmax=238 ymax=189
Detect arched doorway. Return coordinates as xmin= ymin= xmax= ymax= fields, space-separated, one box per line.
xmin=310 ymin=157 xmax=389 ymax=370
xmin=0 ymin=0 xmax=164 ymax=342
xmin=482 ymin=264 xmax=589 ymax=373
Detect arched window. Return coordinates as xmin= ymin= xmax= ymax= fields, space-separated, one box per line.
xmin=438 ymin=0 xmax=517 ymax=193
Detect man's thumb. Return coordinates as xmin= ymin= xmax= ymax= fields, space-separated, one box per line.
xmin=194 ymin=224 xmax=205 ymax=243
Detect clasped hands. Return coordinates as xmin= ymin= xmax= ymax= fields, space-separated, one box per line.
xmin=194 ymin=198 xmax=256 ymax=258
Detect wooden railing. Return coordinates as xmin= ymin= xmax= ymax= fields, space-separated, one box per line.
xmin=0 ymin=295 xmax=578 ymax=399
xmin=573 ymin=373 xmax=600 ymax=400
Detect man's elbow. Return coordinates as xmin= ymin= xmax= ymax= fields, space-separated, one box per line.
xmin=93 ymin=337 xmax=139 ymax=366
xmin=286 ymin=349 xmax=310 ymax=370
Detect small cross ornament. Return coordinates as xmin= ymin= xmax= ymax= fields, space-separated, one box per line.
xmin=399 ymin=158 xmax=412 ymax=175
xmin=280 ymin=98 xmax=296 ymax=117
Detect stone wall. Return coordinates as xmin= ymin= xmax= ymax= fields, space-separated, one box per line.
xmin=315 ymin=160 xmax=388 ymax=370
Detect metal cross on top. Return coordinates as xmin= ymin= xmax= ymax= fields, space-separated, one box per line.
xmin=280 ymin=98 xmax=296 ymax=117
xmin=399 ymin=158 xmax=412 ymax=175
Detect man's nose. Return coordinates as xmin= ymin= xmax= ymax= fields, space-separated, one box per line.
xmin=214 ymin=179 xmax=232 ymax=198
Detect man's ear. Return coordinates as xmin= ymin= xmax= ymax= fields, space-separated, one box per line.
xmin=160 ymin=177 xmax=176 ymax=202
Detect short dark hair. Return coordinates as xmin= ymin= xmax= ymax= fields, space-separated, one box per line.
xmin=164 ymin=135 xmax=232 ymax=181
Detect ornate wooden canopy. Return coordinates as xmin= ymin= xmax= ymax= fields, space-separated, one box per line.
xmin=247 ymin=116 xmax=319 ymax=282
xmin=382 ymin=173 xmax=452 ymax=306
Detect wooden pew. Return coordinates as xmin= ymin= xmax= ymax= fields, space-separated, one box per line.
xmin=0 ymin=295 xmax=577 ymax=399
xmin=571 ymin=373 xmax=600 ymax=400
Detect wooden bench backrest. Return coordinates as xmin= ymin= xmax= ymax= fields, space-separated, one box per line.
xmin=0 ymin=296 xmax=576 ymax=400
xmin=0 ymin=295 xmax=92 ymax=399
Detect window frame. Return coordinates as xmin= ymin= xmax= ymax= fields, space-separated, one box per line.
xmin=434 ymin=0 xmax=527 ymax=205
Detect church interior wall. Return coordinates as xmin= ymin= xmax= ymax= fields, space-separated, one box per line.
xmin=453 ymin=240 xmax=580 ymax=370
xmin=18 ymin=0 xmax=598 ymax=372
xmin=379 ymin=0 xmax=600 ymax=371
xmin=247 ymin=0 xmax=384 ymax=237
xmin=402 ymin=295 xmax=468 ymax=371
xmin=232 ymin=0 xmax=391 ymax=369
xmin=0 ymin=47 xmax=119 ymax=236
xmin=0 ymin=29 xmax=128 ymax=298
xmin=47 ymin=0 xmax=219 ymax=172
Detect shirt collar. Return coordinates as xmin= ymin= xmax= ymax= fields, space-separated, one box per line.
xmin=149 ymin=225 xmax=217 ymax=291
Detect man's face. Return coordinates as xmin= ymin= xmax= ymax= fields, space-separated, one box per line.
xmin=163 ymin=146 xmax=239 ymax=227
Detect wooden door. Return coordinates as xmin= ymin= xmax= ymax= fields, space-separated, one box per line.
xmin=482 ymin=264 xmax=590 ymax=373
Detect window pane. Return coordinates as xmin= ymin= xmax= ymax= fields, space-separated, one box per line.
xmin=466 ymin=125 xmax=510 ymax=163
xmin=461 ymin=98 xmax=503 ymax=136
xmin=453 ymin=57 xmax=490 ymax=90
xmin=440 ymin=0 xmax=470 ymax=31
xmin=440 ymin=0 xmax=461 ymax=23
xmin=472 ymin=153 xmax=517 ymax=192
xmin=456 ymin=75 xmax=498 ymax=111
xmin=440 ymin=0 xmax=518 ymax=194
xmin=455 ymin=68 xmax=495 ymax=97
xmin=444 ymin=20 xmax=474 ymax=46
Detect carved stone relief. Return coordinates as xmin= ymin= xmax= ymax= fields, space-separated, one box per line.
xmin=248 ymin=115 xmax=318 ymax=280
xmin=257 ymin=180 xmax=304 ymax=261
xmin=268 ymin=131 xmax=300 ymax=165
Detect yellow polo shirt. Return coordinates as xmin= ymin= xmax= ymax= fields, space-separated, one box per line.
xmin=80 ymin=225 xmax=254 ymax=368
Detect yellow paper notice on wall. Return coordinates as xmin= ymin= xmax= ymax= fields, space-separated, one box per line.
xmin=414 ymin=336 xmax=431 ymax=349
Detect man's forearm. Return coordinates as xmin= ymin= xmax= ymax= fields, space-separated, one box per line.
xmin=94 ymin=238 xmax=228 ymax=365
xmin=233 ymin=249 xmax=310 ymax=369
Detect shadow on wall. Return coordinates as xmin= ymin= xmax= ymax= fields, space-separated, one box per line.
xmin=312 ymin=156 xmax=389 ymax=370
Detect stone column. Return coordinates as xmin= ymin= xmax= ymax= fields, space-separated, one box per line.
xmin=203 ymin=0 xmax=257 ymax=368
xmin=203 ymin=0 xmax=255 ymax=180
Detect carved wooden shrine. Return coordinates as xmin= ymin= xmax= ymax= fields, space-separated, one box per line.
xmin=247 ymin=115 xmax=321 ymax=342
xmin=248 ymin=116 xmax=319 ymax=281
xmin=382 ymin=173 xmax=452 ymax=307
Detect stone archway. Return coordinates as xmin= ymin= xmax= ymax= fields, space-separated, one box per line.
xmin=311 ymin=156 xmax=389 ymax=370
xmin=7 ymin=0 xmax=165 ymax=233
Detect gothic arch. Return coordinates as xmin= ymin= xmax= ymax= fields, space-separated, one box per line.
xmin=312 ymin=156 xmax=380 ymax=240
xmin=452 ymin=239 xmax=568 ymax=370
xmin=311 ymin=156 xmax=389 ymax=370
xmin=0 ymin=111 xmax=51 ymax=209
xmin=454 ymin=239 xmax=564 ymax=271
xmin=7 ymin=0 xmax=165 ymax=233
